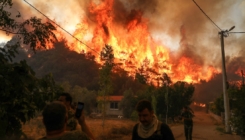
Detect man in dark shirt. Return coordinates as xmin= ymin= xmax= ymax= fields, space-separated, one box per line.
xmin=39 ymin=101 xmax=95 ymax=140
xmin=132 ymin=100 xmax=175 ymax=140
xmin=181 ymin=106 xmax=194 ymax=140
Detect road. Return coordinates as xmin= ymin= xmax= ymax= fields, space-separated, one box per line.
xmin=171 ymin=111 xmax=241 ymax=140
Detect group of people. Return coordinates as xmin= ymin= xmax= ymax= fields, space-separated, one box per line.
xmin=39 ymin=92 xmax=194 ymax=140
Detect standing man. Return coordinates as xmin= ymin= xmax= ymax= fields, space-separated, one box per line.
xmin=181 ymin=106 xmax=194 ymax=140
xmin=132 ymin=100 xmax=175 ymax=140
xmin=40 ymin=101 xmax=95 ymax=140
xmin=58 ymin=92 xmax=77 ymax=131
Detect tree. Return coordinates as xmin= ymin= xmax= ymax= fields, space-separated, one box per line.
xmin=0 ymin=46 xmax=62 ymax=139
xmin=70 ymin=86 xmax=97 ymax=115
xmin=211 ymin=82 xmax=245 ymax=135
xmin=160 ymin=73 xmax=172 ymax=123
xmin=210 ymin=95 xmax=224 ymax=115
xmin=135 ymin=58 xmax=150 ymax=84
xmin=228 ymin=83 xmax=245 ymax=135
xmin=156 ymin=87 xmax=166 ymax=120
xmin=119 ymin=89 xmax=137 ymax=118
xmin=0 ymin=0 xmax=57 ymax=51
xmin=171 ymin=81 xmax=194 ymax=107
xmin=156 ymin=81 xmax=194 ymax=122
xmin=0 ymin=1 xmax=59 ymax=138
xmin=98 ymin=44 xmax=114 ymax=127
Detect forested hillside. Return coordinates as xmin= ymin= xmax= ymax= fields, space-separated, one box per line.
xmin=14 ymin=40 xmax=147 ymax=95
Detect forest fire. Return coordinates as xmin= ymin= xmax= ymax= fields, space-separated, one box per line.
xmin=65 ymin=0 xmax=219 ymax=84
xmin=194 ymin=102 xmax=206 ymax=108
xmin=4 ymin=0 xmax=219 ymax=86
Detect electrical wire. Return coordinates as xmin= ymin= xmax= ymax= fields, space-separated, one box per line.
xmin=229 ymin=32 xmax=245 ymax=34
xmin=192 ymin=0 xmax=222 ymax=31
xmin=23 ymin=0 xmax=100 ymax=55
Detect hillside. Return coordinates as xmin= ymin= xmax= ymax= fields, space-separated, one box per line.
xmin=14 ymin=41 xmax=146 ymax=95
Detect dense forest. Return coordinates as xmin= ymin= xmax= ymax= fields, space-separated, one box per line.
xmin=14 ymin=40 xmax=148 ymax=96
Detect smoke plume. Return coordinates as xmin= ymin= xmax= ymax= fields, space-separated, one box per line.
xmin=4 ymin=0 xmax=245 ymax=102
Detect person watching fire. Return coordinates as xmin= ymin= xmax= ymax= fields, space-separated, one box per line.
xmin=132 ymin=100 xmax=175 ymax=140
xmin=39 ymin=101 xmax=95 ymax=140
xmin=180 ymin=106 xmax=194 ymax=140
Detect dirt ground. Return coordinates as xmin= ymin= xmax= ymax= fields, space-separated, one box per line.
xmin=23 ymin=111 xmax=242 ymax=140
xmin=85 ymin=118 xmax=135 ymax=140
xmin=171 ymin=111 xmax=241 ymax=140
xmin=22 ymin=117 xmax=136 ymax=140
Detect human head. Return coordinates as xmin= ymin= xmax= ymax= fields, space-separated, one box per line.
xmin=136 ymin=100 xmax=154 ymax=126
xmin=58 ymin=92 xmax=72 ymax=108
xmin=42 ymin=101 xmax=67 ymax=132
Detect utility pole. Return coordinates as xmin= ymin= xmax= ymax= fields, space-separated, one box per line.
xmin=241 ymin=70 xmax=244 ymax=86
xmin=193 ymin=0 xmax=245 ymax=134
xmin=219 ymin=30 xmax=231 ymax=133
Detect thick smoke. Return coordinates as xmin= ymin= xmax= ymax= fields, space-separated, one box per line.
xmin=115 ymin=0 xmax=245 ymax=102
xmin=4 ymin=0 xmax=245 ymax=102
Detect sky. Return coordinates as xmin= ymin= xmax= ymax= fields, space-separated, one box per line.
xmin=2 ymin=0 xmax=244 ymax=69
xmin=3 ymin=0 xmax=244 ymax=60
xmin=1 ymin=0 xmax=245 ymax=102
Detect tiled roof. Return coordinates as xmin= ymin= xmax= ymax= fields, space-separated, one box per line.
xmin=109 ymin=96 xmax=123 ymax=101
xmin=97 ymin=96 xmax=123 ymax=101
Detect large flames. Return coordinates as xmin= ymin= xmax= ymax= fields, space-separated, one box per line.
xmin=65 ymin=0 xmax=219 ymax=84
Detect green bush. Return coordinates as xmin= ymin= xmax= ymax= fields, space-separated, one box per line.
xmin=130 ymin=111 xmax=138 ymax=121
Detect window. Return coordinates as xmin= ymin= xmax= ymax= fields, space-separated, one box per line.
xmin=110 ymin=102 xmax=118 ymax=110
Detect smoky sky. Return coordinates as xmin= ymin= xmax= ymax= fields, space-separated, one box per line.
xmin=4 ymin=0 xmax=245 ymax=102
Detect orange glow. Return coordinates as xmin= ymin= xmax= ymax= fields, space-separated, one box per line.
xmin=63 ymin=0 xmax=219 ymax=84
xmin=194 ymin=102 xmax=206 ymax=107
xmin=171 ymin=57 xmax=219 ymax=83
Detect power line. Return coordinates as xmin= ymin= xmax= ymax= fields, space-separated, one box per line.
xmin=23 ymin=0 xmax=100 ymax=55
xmin=192 ymin=2 xmax=245 ymax=133
xmin=230 ymin=32 xmax=245 ymax=34
xmin=192 ymin=0 xmax=222 ymax=31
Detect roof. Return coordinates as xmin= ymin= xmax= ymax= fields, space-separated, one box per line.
xmin=97 ymin=96 xmax=123 ymax=101
xmin=109 ymin=96 xmax=123 ymax=101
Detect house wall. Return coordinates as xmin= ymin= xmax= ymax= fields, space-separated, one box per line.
xmin=106 ymin=102 xmax=123 ymax=116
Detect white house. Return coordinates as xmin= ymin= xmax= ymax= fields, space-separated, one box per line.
xmin=95 ymin=95 xmax=123 ymax=118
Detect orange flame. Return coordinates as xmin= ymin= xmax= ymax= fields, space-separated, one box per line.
xmin=194 ymin=102 xmax=206 ymax=107
xmin=66 ymin=0 xmax=219 ymax=84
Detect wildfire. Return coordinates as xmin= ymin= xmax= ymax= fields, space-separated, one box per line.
xmin=65 ymin=0 xmax=219 ymax=84
xmin=194 ymin=102 xmax=206 ymax=108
